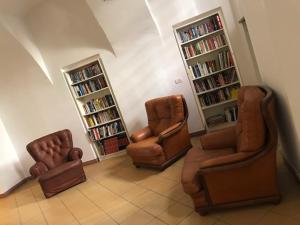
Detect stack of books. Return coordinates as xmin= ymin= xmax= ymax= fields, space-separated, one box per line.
xmin=224 ymin=106 xmax=238 ymax=122
xmin=89 ymin=121 xmax=124 ymax=141
xmin=74 ymin=76 xmax=107 ymax=97
xmin=178 ymin=14 xmax=223 ymax=43
xmin=69 ymin=63 xmax=102 ymax=83
xmin=183 ymin=33 xmax=226 ymax=59
xmin=199 ymin=86 xmax=239 ymax=107
xmin=83 ymin=95 xmax=115 ymax=114
xmin=194 ymin=70 xmax=237 ymax=93
xmin=218 ymin=50 xmax=234 ymax=70
xmin=188 ymin=50 xmax=234 ymax=79
xmin=86 ymin=108 xmax=119 ymax=127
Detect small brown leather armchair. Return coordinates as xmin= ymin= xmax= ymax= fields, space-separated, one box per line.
xmin=181 ymin=86 xmax=280 ymax=215
xmin=27 ymin=129 xmax=86 ymax=198
xmin=127 ymin=95 xmax=192 ymax=170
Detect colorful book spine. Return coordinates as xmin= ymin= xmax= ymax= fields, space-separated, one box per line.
xmin=178 ymin=14 xmax=223 ymax=43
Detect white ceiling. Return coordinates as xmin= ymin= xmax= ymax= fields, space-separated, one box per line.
xmin=0 ymin=0 xmax=45 ymax=17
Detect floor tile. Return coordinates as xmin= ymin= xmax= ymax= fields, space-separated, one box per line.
xmin=178 ymin=212 xmax=216 ymax=225
xmin=157 ymin=203 xmax=193 ymax=225
xmin=120 ymin=209 xmax=154 ymax=225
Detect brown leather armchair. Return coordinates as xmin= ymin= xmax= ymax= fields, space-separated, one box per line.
xmin=181 ymin=86 xmax=280 ymax=215
xmin=127 ymin=95 xmax=192 ymax=170
xmin=27 ymin=129 xmax=86 ymax=198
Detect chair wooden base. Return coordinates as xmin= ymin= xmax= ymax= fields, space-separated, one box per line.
xmin=195 ymin=194 xmax=281 ymax=216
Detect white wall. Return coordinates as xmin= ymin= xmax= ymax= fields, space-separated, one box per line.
xmin=86 ymin=0 xmax=260 ymax=133
xmin=230 ymin=0 xmax=300 ymax=177
xmin=0 ymin=0 xmax=106 ymax=182
xmin=0 ymin=118 xmax=25 ymax=194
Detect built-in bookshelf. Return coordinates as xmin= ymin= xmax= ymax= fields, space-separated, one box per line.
xmin=173 ymin=8 xmax=242 ymax=131
xmin=62 ymin=55 xmax=130 ymax=160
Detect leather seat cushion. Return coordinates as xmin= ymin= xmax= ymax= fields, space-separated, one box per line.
xmin=181 ymin=147 xmax=235 ymax=195
xmin=127 ymin=136 xmax=166 ymax=165
xmin=40 ymin=159 xmax=82 ymax=181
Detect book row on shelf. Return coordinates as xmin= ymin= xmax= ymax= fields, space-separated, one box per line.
xmin=69 ymin=63 xmax=103 ymax=83
xmin=179 ymin=14 xmax=223 ymax=43
xmin=74 ymin=76 xmax=107 ymax=97
xmin=194 ymin=70 xmax=238 ymax=93
xmin=189 ymin=50 xmax=234 ymax=79
xmin=86 ymin=108 xmax=119 ymax=127
xmin=199 ymin=85 xmax=239 ymax=107
xmin=100 ymin=135 xmax=130 ymax=155
xmin=206 ymin=105 xmax=238 ymax=127
xmin=183 ymin=33 xmax=226 ymax=59
xmin=83 ymin=94 xmax=115 ymax=114
xmin=225 ymin=105 xmax=238 ymax=122
xmin=89 ymin=121 xmax=124 ymax=141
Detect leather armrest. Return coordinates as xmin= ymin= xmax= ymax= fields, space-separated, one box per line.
xmin=200 ymin=126 xmax=237 ymax=150
xmin=29 ymin=162 xmax=48 ymax=178
xmin=158 ymin=122 xmax=183 ymax=142
xmin=198 ymin=152 xmax=254 ymax=170
xmin=69 ymin=148 xmax=83 ymax=161
xmin=130 ymin=126 xmax=152 ymax=143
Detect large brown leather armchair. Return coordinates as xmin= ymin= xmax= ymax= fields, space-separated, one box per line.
xmin=181 ymin=86 xmax=280 ymax=215
xmin=27 ymin=129 xmax=86 ymax=198
xmin=127 ymin=95 xmax=192 ymax=170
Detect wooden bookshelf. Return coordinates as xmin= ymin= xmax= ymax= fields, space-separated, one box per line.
xmin=62 ymin=55 xmax=130 ymax=160
xmin=173 ymin=8 xmax=243 ymax=130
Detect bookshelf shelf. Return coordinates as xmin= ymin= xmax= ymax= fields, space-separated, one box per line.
xmin=192 ymin=66 xmax=235 ymax=81
xmin=186 ymin=45 xmax=228 ymax=61
xmin=88 ymin=118 xmax=121 ymax=129
xmin=173 ymin=8 xmax=243 ymax=130
xmin=71 ymin=73 xmax=104 ymax=86
xmin=76 ymin=87 xmax=109 ymax=100
xmin=181 ymin=28 xmax=224 ymax=46
xmin=197 ymin=81 xmax=240 ymax=95
xmin=83 ymin=105 xmax=116 ymax=116
xmin=202 ymin=98 xmax=237 ymax=110
xmin=97 ymin=131 xmax=126 ymax=141
xmin=63 ymin=55 xmax=130 ymax=160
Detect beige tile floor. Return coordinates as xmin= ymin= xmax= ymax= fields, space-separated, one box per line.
xmin=1 ymin=137 xmax=299 ymax=225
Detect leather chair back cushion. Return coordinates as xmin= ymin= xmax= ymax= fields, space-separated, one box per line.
xmin=146 ymin=95 xmax=184 ymax=136
xmin=27 ymin=130 xmax=73 ymax=169
xmin=236 ymin=87 xmax=266 ymax=152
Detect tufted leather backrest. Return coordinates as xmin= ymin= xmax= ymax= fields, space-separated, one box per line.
xmin=145 ymin=95 xmax=185 ymax=136
xmin=236 ymin=86 xmax=266 ymax=152
xmin=27 ymin=129 xmax=73 ymax=169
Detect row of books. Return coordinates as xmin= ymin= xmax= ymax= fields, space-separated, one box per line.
xmin=183 ymin=33 xmax=226 ymax=59
xmin=194 ymin=71 xmax=238 ymax=93
xmin=86 ymin=108 xmax=119 ymax=127
xmin=225 ymin=106 xmax=238 ymax=122
xmin=69 ymin=63 xmax=102 ymax=83
xmin=178 ymin=14 xmax=223 ymax=43
xmin=199 ymin=86 xmax=239 ymax=107
xmin=74 ymin=77 xmax=107 ymax=97
xmin=89 ymin=121 xmax=124 ymax=141
xmin=218 ymin=50 xmax=234 ymax=70
xmin=83 ymin=95 xmax=115 ymax=114
xmin=188 ymin=50 xmax=234 ymax=79
xmin=205 ymin=105 xmax=238 ymax=127
xmin=102 ymin=135 xmax=129 ymax=155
